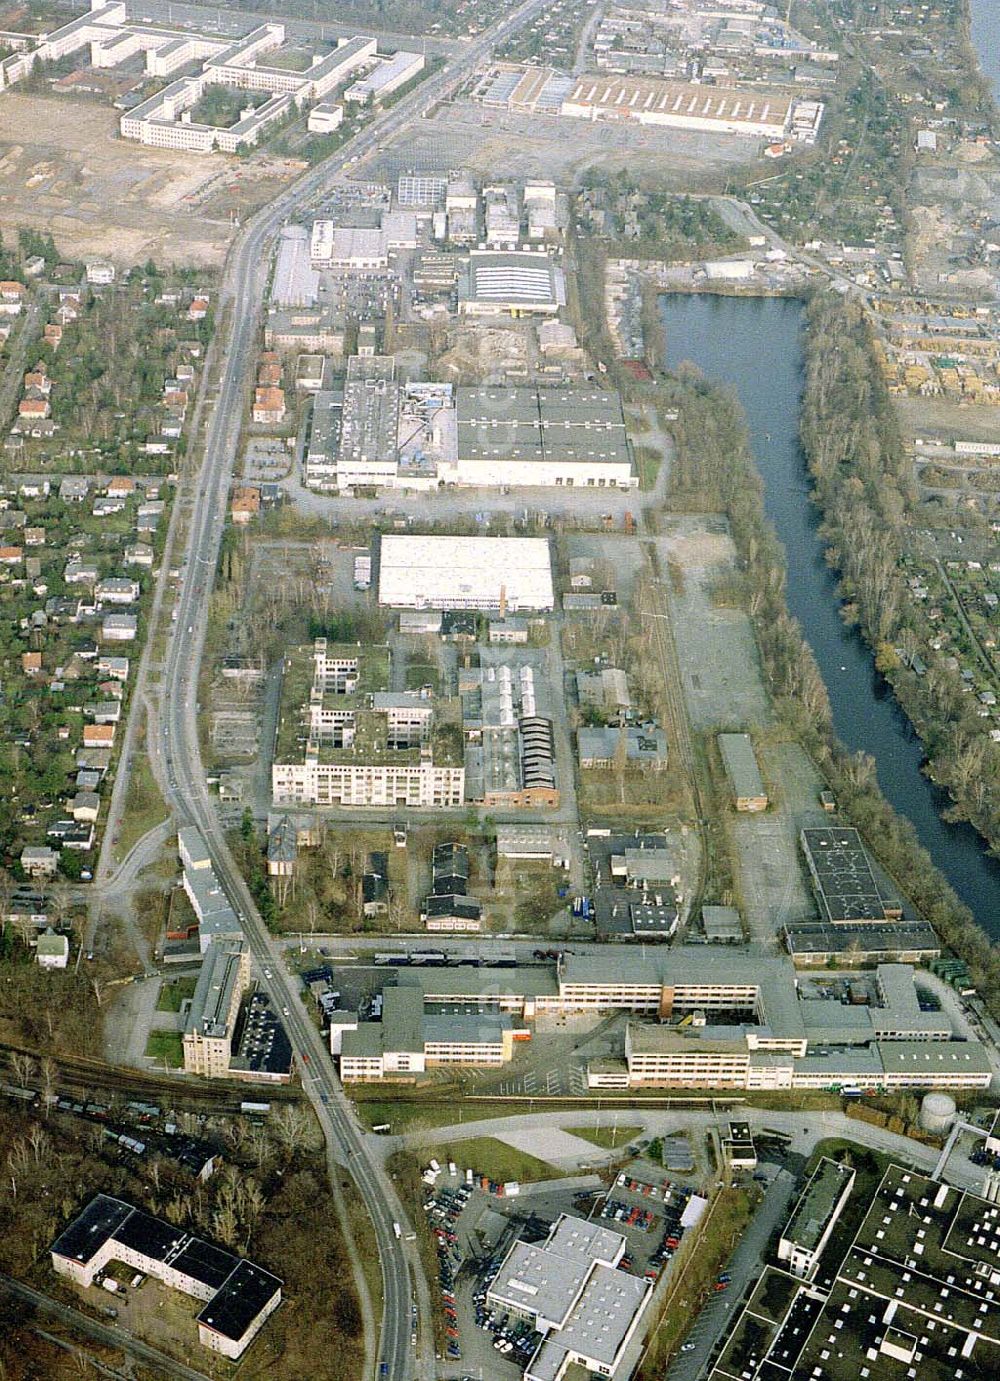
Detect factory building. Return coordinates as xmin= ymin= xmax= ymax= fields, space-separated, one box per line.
xmin=345 ymin=48 xmax=423 ymax=103
xmin=50 ymin=1195 xmax=281 ymax=1360
xmin=378 ymin=534 xmax=554 ymax=612
xmin=309 ymin=211 xmax=417 ymax=268
xmin=310 ymin=380 xmax=637 ymax=495
xmin=458 ymin=250 xmax=564 ymax=317
xmin=453 ymin=385 xmax=636 ymax=488
xmin=462 ymin=660 xmax=559 ymax=810
xmin=561 ymin=76 xmax=793 ymax=138
xmin=271 ymin=639 xmax=465 ymax=807
xmin=800 ymin=827 xmax=902 ymax=925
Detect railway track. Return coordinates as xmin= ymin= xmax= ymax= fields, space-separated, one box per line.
xmin=0 ymin=1041 xmax=302 ymax=1114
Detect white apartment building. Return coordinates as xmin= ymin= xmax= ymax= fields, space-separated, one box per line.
xmin=272 ymin=756 xmax=464 ymax=808
xmin=51 ymin=1195 xmax=281 ymax=1360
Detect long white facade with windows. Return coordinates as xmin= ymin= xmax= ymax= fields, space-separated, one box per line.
xmin=0 ymin=2 xmax=375 ymax=154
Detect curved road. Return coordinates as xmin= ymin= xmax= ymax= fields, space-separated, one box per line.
xmin=152 ymin=2 xmax=556 ymax=1378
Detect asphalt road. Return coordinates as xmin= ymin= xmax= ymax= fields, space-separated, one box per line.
xmin=150 ymin=1 xmax=558 ymax=1377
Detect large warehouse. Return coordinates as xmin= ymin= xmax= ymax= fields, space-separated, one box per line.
xmin=378 ymin=535 xmax=554 ymax=611
xmin=561 ymin=76 xmax=794 ymax=138
xmin=454 ymin=385 xmax=636 ymax=488
xmin=458 ymin=250 xmax=564 ymax=317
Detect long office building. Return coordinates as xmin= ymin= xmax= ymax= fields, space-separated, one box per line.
xmin=362 ymin=949 xmax=991 ymax=1092
xmin=0 ymin=2 xmax=375 ymax=151
xmin=182 ymin=940 xmax=250 ymax=1076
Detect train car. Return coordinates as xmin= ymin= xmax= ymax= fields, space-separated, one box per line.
xmin=409 ymin=951 xmax=448 ymax=967
xmin=374 ymin=952 xmax=410 ymax=966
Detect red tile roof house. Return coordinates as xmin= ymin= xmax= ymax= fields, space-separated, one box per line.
xmin=83 ymin=723 xmax=115 ymax=749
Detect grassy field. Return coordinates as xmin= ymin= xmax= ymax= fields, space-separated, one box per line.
xmin=112 ymin=747 xmax=170 ymax=865
xmin=436 ymin=1137 xmax=560 ymax=1184
xmin=156 ymin=975 xmax=197 ymax=1013
xmin=144 ymin=1031 xmax=183 ymax=1067
xmin=565 ymin=1124 xmax=643 ymax=1151
xmin=635 ymin=444 xmax=662 ymax=491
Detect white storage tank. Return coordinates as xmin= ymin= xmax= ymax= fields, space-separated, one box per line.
xmin=919 ymin=1091 xmax=956 ymax=1134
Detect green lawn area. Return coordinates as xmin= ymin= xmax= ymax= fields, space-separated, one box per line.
xmin=405 ymin=662 xmax=440 ymax=692
xmin=635 ymin=444 xmax=662 ymax=490
xmin=156 ymin=975 xmax=197 ymax=1013
xmin=113 ymin=749 xmax=169 ymax=865
xmin=145 ymin=1031 xmax=184 ymax=1067
xmin=565 ymin=1124 xmax=642 ymax=1151
xmin=438 ymin=1137 xmax=559 ymax=1184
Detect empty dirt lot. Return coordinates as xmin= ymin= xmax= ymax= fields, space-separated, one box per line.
xmin=0 ymin=92 xmax=302 ymax=266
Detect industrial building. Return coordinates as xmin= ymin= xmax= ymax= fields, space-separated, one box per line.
xmin=378 ymin=534 xmax=554 ymax=611
xmin=271 ymin=639 xmax=465 ymax=807
xmin=783 ymin=918 xmax=941 ymax=965
xmin=718 ymin=732 xmax=767 ymax=811
xmin=487 ymin=1214 xmax=651 ymax=1381
xmin=309 ymin=210 xmax=417 ymax=268
xmin=423 ymin=841 xmax=482 ymax=932
xmin=338 ymin=985 xmax=519 ymax=1079
xmin=800 ymin=826 xmax=901 ymax=925
xmin=462 ymin=659 xmax=559 ymax=809
xmin=345 ymin=48 xmax=423 ymax=103
xmin=270 ymin=226 xmax=319 ymax=308
xmin=310 ymin=379 xmax=637 ymax=494
xmin=578 ymin=724 xmax=668 ymax=771
xmin=458 ymin=250 xmax=564 ymax=317
xmin=561 ymin=75 xmax=793 ymax=138
xmin=454 ymin=385 xmax=635 ymax=487
xmin=50 ymin=1195 xmax=281 ymax=1359
xmin=777 ymin=1158 xmax=855 ymax=1279
xmin=723 ymin=1165 xmax=1000 ymax=1380
xmin=370 ymin=947 xmax=991 ymax=1093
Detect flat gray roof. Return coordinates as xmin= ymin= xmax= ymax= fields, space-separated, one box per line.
xmin=783 ymin=1156 xmax=854 ymax=1251
xmin=718 ymin=732 xmax=766 ymax=801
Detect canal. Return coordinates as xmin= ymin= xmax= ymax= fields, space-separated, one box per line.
xmin=970 ymin=0 xmax=1000 ymax=106
xmin=660 ymin=292 xmax=1000 ymax=937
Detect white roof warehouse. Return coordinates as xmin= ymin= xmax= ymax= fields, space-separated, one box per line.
xmin=378 ymin=534 xmax=554 ymax=611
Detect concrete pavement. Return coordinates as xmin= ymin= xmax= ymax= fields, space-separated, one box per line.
xmin=394 ymin=1106 xmax=987 ymax=1192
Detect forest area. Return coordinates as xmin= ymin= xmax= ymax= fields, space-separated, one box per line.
xmin=0 ymin=1092 xmax=365 ymax=1380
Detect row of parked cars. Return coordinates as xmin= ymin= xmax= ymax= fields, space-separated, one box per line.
xmin=424 ymin=1181 xmax=472 ymax=1364
xmin=600 ymin=1198 xmax=658 ymax=1233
